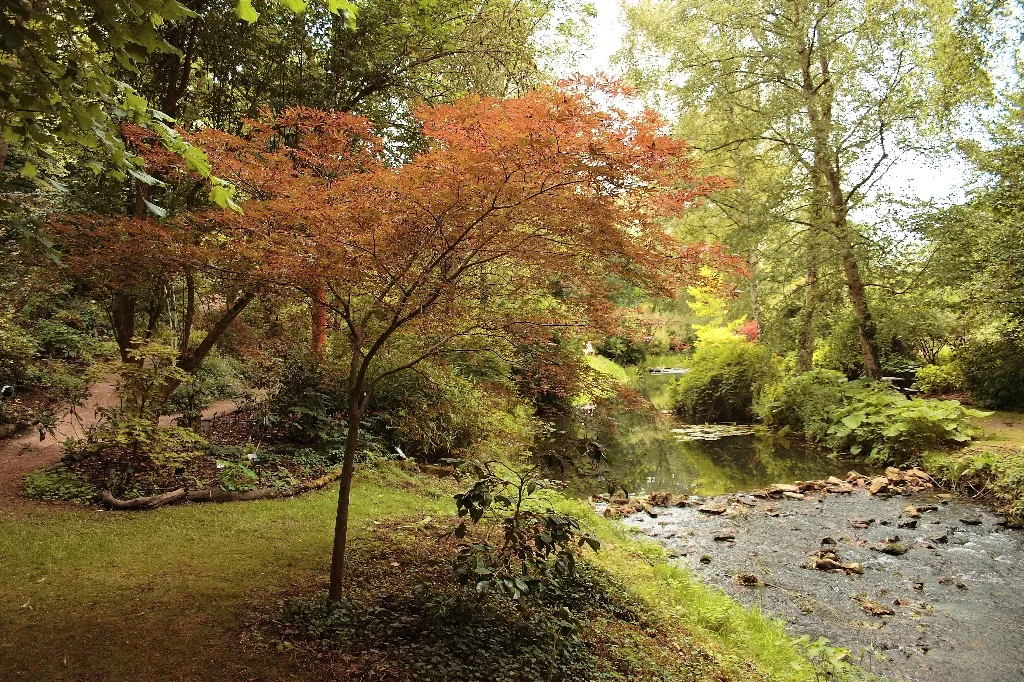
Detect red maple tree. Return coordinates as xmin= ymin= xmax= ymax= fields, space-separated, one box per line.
xmin=230 ymin=78 xmax=733 ymax=597
xmin=51 ymin=81 xmax=735 ymax=597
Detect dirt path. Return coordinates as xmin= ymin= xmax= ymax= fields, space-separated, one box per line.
xmin=0 ymin=384 xmax=238 ymax=508
xmin=0 ymin=381 xmax=118 ymax=507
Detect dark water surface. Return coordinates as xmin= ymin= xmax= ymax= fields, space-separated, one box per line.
xmin=548 ymin=373 xmax=868 ymax=498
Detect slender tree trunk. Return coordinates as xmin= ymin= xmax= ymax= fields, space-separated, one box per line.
xmin=796 ymin=170 xmax=826 ymax=374
xmin=329 ymin=352 xmax=365 ymax=601
xmin=796 ymin=27 xmax=881 ymax=379
xmin=328 ymin=404 xmax=360 ymax=601
xmin=311 ymin=284 xmax=329 ymax=361
xmin=796 ymin=249 xmax=819 ymax=373
xmin=833 ymin=208 xmax=881 ymax=378
xmin=747 ymin=246 xmax=763 ymax=329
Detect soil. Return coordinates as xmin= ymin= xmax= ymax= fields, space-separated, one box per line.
xmin=0 ymin=381 xmax=116 ymax=510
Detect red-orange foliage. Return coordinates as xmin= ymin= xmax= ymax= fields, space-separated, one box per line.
xmin=51 ymin=82 xmax=738 ymax=597
xmin=202 ymin=80 xmax=737 ymax=597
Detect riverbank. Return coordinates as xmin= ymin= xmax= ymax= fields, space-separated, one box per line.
xmin=922 ymin=410 xmax=1024 ymax=522
xmin=1 ymin=462 xmax=834 ymax=682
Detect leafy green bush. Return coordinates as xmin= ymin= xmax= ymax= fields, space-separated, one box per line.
xmin=448 ymin=459 xmax=599 ymax=600
xmin=671 ymin=339 xmax=771 ymax=423
xmin=828 ymin=390 xmax=984 ymax=464
xmin=913 ymin=362 xmax=966 ymax=394
xmin=24 ymin=468 xmax=97 ymax=503
xmin=265 ymin=358 xmax=347 ymax=444
xmin=166 ymin=352 xmax=245 ymax=427
xmin=63 ymin=413 xmax=208 ymax=496
xmin=759 ymin=371 xmax=988 ymax=464
xmin=0 ymin=312 xmax=36 ymax=384
xmin=756 ymin=369 xmax=848 ymax=441
xmin=369 ymin=363 xmax=535 ymax=463
xmin=596 ymin=335 xmax=646 ymax=366
xmin=958 ymin=335 xmax=1024 ymax=409
xmin=32 ymin=318 xmax=93 ymax=360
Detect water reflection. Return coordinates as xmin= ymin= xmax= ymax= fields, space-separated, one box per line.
xmin=542 ymin=374 xmax=866 ymax=497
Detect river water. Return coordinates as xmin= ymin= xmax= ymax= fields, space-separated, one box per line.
xmin=558 ymin=372 xmax=1024 ymax=681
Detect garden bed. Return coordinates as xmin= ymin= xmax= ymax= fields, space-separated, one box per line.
xmin=24 ymin=409 xmax=348 ymax=509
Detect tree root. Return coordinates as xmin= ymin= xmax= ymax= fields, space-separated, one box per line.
xmin=97 ymin=466 xmax=344 ymax=510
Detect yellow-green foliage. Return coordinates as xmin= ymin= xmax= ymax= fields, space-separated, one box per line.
xmin=914 ymin=363 xmax=966 ymax=394
xmin=672 ymin=339 xmax=772 ymax=423
xmin=585 ymin=354 xmax=633 ymax=384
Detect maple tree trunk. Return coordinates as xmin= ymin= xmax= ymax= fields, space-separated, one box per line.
xmin=311 ymin=284 xmax=329 ymax=362
xmin=329 ymin=395 xmax=362 ymax=601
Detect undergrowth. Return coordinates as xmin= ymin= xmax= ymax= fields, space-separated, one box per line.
xmin=924 ymin=447 xmax=1024 ymax=520
xmin=758 ymin=370 xmax=988 ymax=465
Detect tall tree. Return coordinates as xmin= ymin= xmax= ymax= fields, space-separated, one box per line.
xmin=620 ymin=0 xmax=1004 ymax=376
xmin=225 ymin=80 xmax=730 ymax=599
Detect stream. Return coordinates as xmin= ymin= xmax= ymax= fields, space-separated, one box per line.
xmin=556 ymin=373 xmax=1024 ymax=681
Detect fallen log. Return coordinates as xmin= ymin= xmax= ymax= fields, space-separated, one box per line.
xmin=185 ymin=487 xmax=281 ymax=503
xmin=98 ymin=487 xmax=186 ymax=509
xmin=98 ymin=466 xmax=345 ymax=510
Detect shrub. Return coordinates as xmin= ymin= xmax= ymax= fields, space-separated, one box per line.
xmin=924 ymin=448 xmax=1024 ymax=519
xmin=0 ymin=313 xmax=36 ymax=384
xmin=596 ymin=335 xmax=646 ymax=366
xmin=448 ymin=459 xmax=600 ymax=600
xmin=63 ymin=413 xmax=208 ymax=496
xmin=265 ymin=358 xmax=347 ymax=444
xmin=369 ymin=363 xmax=535 ymax=463
xmin=32 ymin=318 xmax=93 ymax=360
xmin=828 ymin=390 xmax=985 ymax=464
xmin=755 ymin=369 xmax=848 ymax=441
xmin=759 ymin=371 xmax=989 ymax=465
xmin=24 ymin=468 xmax=97 ymax=503
xmin=958 ymin=335 xmax=1024 ymax=409
xmin=913 ymin=362 xmax=966 ymax=395
xmin=671 ymin=339 xmax=771 ymax=423
xmin=166 ymin=352 xmax=245 ymax=427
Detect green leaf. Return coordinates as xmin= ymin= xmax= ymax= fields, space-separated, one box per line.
xmin=127 ymin=167 xmax=164 ymax=186
xmin=123 ymin=90 xmax=148 ymax=114
xmin=208 ymin=184 xmax=234 ymax=207
xmin=281 ymin=0 xmax=308 ymax=12
xmin=143 ymin=199 xmax=168 ymax=219
xmin=21 ymin=162 xmax=38 ymax=178
xmin=328 ymin=0 xmax=358 ymax=27
xmin=236 ymin=0 xmax=259 ymax=23
xmin=841 ymin=413 xmax=865 ymax=429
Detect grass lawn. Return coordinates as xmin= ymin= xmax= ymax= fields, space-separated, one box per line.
xmin=1 ymin=464 xmax=826 ymax=681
